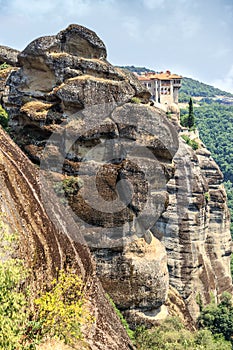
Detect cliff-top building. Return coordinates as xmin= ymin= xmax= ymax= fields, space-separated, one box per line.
xmin=138 ymin=70 xmax=182 ymax=106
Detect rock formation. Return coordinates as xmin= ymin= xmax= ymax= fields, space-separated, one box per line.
xmin=155 ymin=135 xmax=233 ymax=319
xmin=2 ymin=23 xmax=233 ymax=333
xmin=0 ymin=122 xmax=134 ymax=349
xmin=0 ymin=45 xmax=19 ymax=66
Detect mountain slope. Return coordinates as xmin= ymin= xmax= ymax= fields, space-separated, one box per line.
xmin=179 ymin=77 xmax=233 ymax=99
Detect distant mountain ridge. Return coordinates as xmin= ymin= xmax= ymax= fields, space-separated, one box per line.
xmin=118 ymin=65 xmax=233 ymax=100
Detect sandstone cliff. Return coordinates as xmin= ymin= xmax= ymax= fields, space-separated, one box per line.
xmin=2 ymin=23 xmax=233 ymax=334
xmin=0 ymin=126 xmax=134 ymax=349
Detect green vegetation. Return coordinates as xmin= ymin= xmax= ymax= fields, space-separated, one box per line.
xmin=131 ymin=96 xmax=141 ymax=104
xmin=198 ymin=292 xmax=233 ymax=346
xmin=0 ymin=215 xmax=91 ymax=349
xmin=106 ymin=295 xmax=135 ymax=342
xmin=105 ymin=297 xmax=233 ymax=350
xmin=118 ymin=65 xmax=155 ymax=74
xmin=188 ymin=98 xmax=195 ymax=128
xmin=0 ymin=221 xmax=29 ymax=350
xmin=181 ymin=135 xmax=199 ymax=150
xmin=0 ymin=104 xmax=9 ymax=129
xmin=189 ymin=103 xmax=233 ymax=183
xmin=34 ymin=269 xmax=93 ymax=346
xmin=204 ymin=192 xmax=210 ymax=202
xmin=0 ymin=62 xmax=11 ymax=70
xmin=179 ymin=77 xmax=233 ymax=99
xmin=180 ymin=101 xmax=233 ymax=235
xmin=180 ymin=98 xmax=196 ymax=130
xmin=53 ymin=176 xmax=83 ymax=200
xmin=134 ymin=317 xmax=231 ymax=350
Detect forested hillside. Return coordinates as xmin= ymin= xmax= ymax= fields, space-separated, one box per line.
xmin=179 ymin=77 xmax=233 ymax=101
xmin=181 ymin=101 xmax=233 ymax=234
xmin=118 ymin=65 xmax=155 ymax=74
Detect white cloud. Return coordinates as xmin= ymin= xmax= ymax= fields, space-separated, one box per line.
xmin=212 ymin=65 xmax=233 ymax=94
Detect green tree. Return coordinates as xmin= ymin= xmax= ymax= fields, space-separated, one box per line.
xmin=135 ymin=317 xmax=231 ymax=350
xmin=198 ymin=292 xmax=233 ymax=344
xmin=188 ymin=98 xmax=195 ymax=129
xmin=34 ymin=269 xmax=93 ymax=346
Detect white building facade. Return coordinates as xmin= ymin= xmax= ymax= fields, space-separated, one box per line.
xmin=138 ymin=70 xmax=182 ymax=106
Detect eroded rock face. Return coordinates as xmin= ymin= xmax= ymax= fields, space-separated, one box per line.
xmin=0 ymin=127 xmax=133 ymax=350
xmin=34 ymin=102 xmax=178 ymax=327
xmin=154 ymin=137 xmax=233 ymax=319
xmin=3 ymin=23 xmax=233 ymax=329
xmin=3 ymin=25 xmax=150 ymax=165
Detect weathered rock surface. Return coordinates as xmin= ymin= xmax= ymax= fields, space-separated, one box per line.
xmin=2 ymin=23 xmax=233 ymax=330
xmin=154 ymin=136 xmax=233 ymax=319
xmin=0 ymin=66 xmax=18 ymax=100
xmin=0 ymin=45 xmax=19 ymax=66
xmin=0 ymin=126 xmax=134 ymax=350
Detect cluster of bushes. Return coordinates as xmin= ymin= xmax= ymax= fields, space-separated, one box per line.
xmin=134 ymin=317 xmax=231 ymax=350
xmin=131 ymin=96 xmax=141 ymax=104
xmin=0 ymin=217 xmax=92 ymax=349
xmin=109 ymin=292 xmax=233 ymax=350
xmin=198 ymin=292 xmax=233 ymax=345
xmin=53 ymin=176 xmax=84 ymax=203
xmin=134 ymin=292 xmax=233 ymax=349
xmin=0 ymin=62 xmax=11 ymax=70
xmin=181 ymin=134 xmax=199 ymax=150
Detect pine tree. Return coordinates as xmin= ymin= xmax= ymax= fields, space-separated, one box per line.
xmin=188 ymin=98 xmax=195 ymax=129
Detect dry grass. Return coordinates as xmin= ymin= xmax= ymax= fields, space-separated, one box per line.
xmin=21 ymin=101 xmax=54 ymax=120
xmin=37 ymin=340 xmax=72 ymax=350
xmin=67 ymin=74 xmax=119 ymax=85
xmin=0 ymin=67 xmax=18 ymax=78
xmin=49 ymin=52 xmax=106 ymax=65
xmin=49 ymin=52 xmax=72 ymax=58
xmin=37 ymin=339 xmax=90 ymax=350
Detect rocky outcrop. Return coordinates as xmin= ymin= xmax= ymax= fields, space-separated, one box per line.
xmin=0 ymin=45 xmax=19 ymax=66
xmin=3 ymin=25 xmax=150 ymax=162
xmin=0 ymin=66 xmax=18 ymax=100
xmin=2 ymin=23 xmax=233 ymax=330
xmin=0 ymin=126 xmax=134 ymax=350
xmin=154 ymin=135 xmax=233 ymax=320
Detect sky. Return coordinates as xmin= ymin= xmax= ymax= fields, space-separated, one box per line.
xmin=0 ymin=0 xmax=233 ymax=92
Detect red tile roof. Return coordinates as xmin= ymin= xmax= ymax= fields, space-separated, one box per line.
xmin=138 ymin=70 xmax=182 ymax=81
